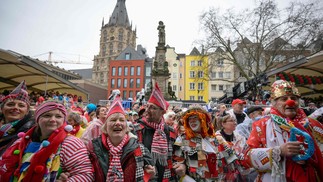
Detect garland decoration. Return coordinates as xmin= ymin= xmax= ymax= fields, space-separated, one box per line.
xmin=276 ymin=72 xmax=323 ymax=85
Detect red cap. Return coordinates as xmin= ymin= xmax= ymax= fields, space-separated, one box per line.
xmin=148 ymin=82 xmax=169 ymax=111
xmin=106 ymin=96 xmax=125 ymax=118
xmin=232 ymin=99 xmax=246 ymax=106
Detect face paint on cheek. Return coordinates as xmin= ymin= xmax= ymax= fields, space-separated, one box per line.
xmin=189 ymin=120 xmax=201 ymax=132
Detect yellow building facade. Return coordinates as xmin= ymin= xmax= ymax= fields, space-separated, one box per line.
xmin=184 ymin=50 xmax=209 ymax=102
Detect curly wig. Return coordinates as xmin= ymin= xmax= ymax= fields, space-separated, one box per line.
xmin=182 ymin=107 xmax=215 ymax=139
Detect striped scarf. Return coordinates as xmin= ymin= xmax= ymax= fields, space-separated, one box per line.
xmin=143 ymin=118 xmax=168 ymax=166
xmin=105 ymin=134 xmax=129 ymax=182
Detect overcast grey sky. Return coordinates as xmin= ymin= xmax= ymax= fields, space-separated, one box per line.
xmin=0 ymin=0 xmax=296 ymax=69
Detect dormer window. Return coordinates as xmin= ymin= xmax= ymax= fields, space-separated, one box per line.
xmin=125 ymin=53 xmax=131 ymax=60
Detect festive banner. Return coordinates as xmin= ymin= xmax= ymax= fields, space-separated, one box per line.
xmin=276 ymin=72 xmax=323 ymax=85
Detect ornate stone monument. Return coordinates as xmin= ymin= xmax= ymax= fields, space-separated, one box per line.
xmin=151 ymin=21 xmax=172 ymax=100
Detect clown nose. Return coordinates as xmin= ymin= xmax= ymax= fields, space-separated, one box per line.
xmin=286 ymin=100 xmax=296 ymax=107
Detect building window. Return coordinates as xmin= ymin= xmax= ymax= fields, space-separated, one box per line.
xmin=180 ymin=62 xmax=183 ymax=67
xmin=219 ymin=72 xmax=223 ymax=78
xmin=180 ymin=73 xmax=182 ymax=78
xmin=137 ymin=67 xmax=141 ymax=76
xmin=118 ymin=67 xmax=122 ymax=76
xmin=109 ymin=43 xmax=113 ymax=55
xmin=111 ymin=79 xmax=115 ymax=88
xmin=124 ymin=67 xmax=128 ymax=76
xmin=225 ymin=72 xmax=231 ymax=79
xmin=130 ymin=66 xmax=134 ymax=76
xmin=217 ymin=59 xmax=224 ymax=66
xmin=190 ymin=61 xmax=195 ymax=66
xmin=123 ymin=91 xmax=127 ymax=99
xmin=102 ymin=45 xmax=106 ymax=56
xmin=179 ymin=86 xmax=182 ymax=91
xmin=118 ymin=29 xmax=124 ymax=41
xmin=211 ymin=84 xmax=216 ymax=91
xmin=189 ymin=83 xmax=195 ymax=90
xmin=211 ymin=72 xmax=216 ymax=79
xmin=198 ymin=83 xmax=204 ymax=90
xmin=125 ymin=53 xmax=131 ymax=60
xmin=117 ymin=78 xmax=121 ymax=88
xmin=189 ymin=71 xmax=195 ymax=78
xmin=219 ymin=85 xmax=224 ymax=91
xmin=197 ymin=60 xmax=202 ymax=66
xmin=146 ymin=67 xmax=151 ymax=76
xmin=123 ymin=79 xmax=128 ymax=88
xmin=129 ymin=91 xmax=133 ymax=98
xmin=198 ymin=71 xmax=203 ymax=78
xmin=198 ymin=96 xmax=204 ymax=101
xmin=145 ymin=79 xmax=150 ymax=87
xmin=118 ymin=43 xmax=123 ymax=53
xmin=173 ymin=73 xmax=177 ymax=79
xmin=130 ymin=78 xmax=134 ymax=88
xmin=136 ymin=78 xmax=140 ymax=88
xmin=112 ymin=67 xmax=116 ymax=76
xmin=172 ymin=85 xmax=177 ymax=91
xmin=189 ymin=96 xmax=195 ymax=100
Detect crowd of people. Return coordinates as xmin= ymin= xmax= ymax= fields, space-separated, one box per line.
xmin=1 ymin=79 xmax=323 ymax=182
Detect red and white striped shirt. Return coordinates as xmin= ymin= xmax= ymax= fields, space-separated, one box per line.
xmin=60 ymin=136 xmax=94 ymax=182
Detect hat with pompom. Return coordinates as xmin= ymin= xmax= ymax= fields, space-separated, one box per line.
xmin=1 ymin=80 xmax=30 ymax=105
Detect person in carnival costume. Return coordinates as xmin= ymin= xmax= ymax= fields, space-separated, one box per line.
xmin=0 ymin=80 xmax=34 ymax=156
xmin=0 ymin=101 xmax=94 ymax=181
xmin=87 ymin=97 xmax=155 ymax=181
xmin=67 ymin=111 xmax=85 ymax=138
xmin=134 ymin=82 xmax=180 ymax=181
xmin=81 ymin=105 xmax=108 ymax=145
xmin=242 ymin=80 xmax=323 ymax=182
xmin=173 ymin=106 xmax=243 ymax=181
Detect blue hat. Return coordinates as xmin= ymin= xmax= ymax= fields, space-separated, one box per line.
xmin=86 ymin=103 xmax=97 ymax=114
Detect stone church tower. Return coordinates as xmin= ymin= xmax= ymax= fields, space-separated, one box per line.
xmin=92 ymin=0 xmax=136 ymax=86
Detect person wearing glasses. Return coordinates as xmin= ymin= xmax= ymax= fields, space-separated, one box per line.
xmin=133 ymin=83 xmax=180 ymax=181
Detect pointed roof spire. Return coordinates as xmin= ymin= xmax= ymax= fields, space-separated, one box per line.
xmin=102 ymin=17 xmax=104 ymax=27
xmin=108 ymin=0 xmax=130 ymax=27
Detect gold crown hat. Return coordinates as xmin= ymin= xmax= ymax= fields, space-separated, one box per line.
xmin=270 ymin=80 xmax=300 ymax=100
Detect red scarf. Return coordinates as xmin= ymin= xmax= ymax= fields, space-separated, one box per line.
xmin=0 ymin=124 xmax=67 ymax=181
xmin=102 ymin=134 xmax=129 ymax=182
xmin=143 ymin=117 xmax=168 ymax=166
xmin=270 ymin=107 xmax=323 ymax=181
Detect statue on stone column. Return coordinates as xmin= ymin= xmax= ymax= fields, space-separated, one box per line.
xmin=157 ymin=21 xmax=165 ymax=45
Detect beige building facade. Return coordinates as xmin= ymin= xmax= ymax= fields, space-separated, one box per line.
xmin=166 ymin=46 xmax=180 ymax=99
xmin=208 ymin=48 xmax=235 ymax=101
